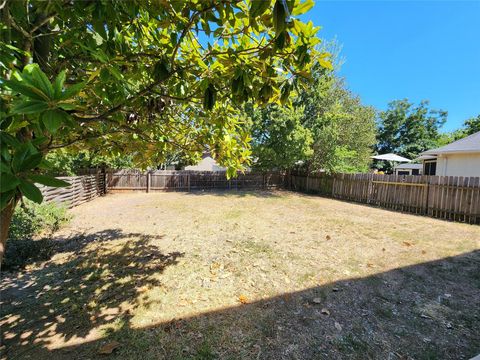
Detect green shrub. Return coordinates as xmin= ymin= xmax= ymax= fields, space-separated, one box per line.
xmin=9 ymin=200 xmax=70 ymax=241
xmin=4 ymin=200 xmax=71 ymax=269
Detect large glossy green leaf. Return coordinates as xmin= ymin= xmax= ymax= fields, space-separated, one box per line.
xmin=58 ymin=82 xmax=85 ymax=100
xmin=11 ymin=100 xmax=48 ymax=115
xmin=12 ymin=145 xmax=34 ymax=172
xmin=18 ymin=153 xmax=42 ymax=171
xmin=0 ymin=190 xmax=16 ymax=211
xmin=292 ymin=0 xmax=314 ymax=16
xmin=153 ymin=60 xmax=171 ymax=82
xmin=41 ymin=109 xmax=69 ymax=133
xmin=18 ymin=180 xmax=43 ymax=204
xmin=0 ymin=161 xmax=11 ymax=173
xmin=0 ymin=132 xmax=20 ymax=147
xmin=0 ymin=173 xmax=20 ymax=192
xmin=29 ymin=175 xmax=70 ymax=188
xmin=53 ymin=71 xmax=66 ymax=98
xmin=203 ymin=84 xmax=216 ymax=110
xmin=250 ymin=0 xmax=271 ymax=18
xmin=273 ymin=0 xmax=287 ymax=36
xmin=29 ymin=65 xmax=54 ymax=99
xmin=1 ymin=79 xmax=49 ymax=101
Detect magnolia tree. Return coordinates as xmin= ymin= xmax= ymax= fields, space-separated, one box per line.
xmin=0 ymin=0 xmax=330 ymax=262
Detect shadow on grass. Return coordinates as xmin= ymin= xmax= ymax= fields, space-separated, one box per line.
xmin=184 ymin=188 xmax=284 ymax=198
xmin=0 ymin=229 xmax=183 ymax=359
xmin=1 ymin=241 xmax=479 ymax=359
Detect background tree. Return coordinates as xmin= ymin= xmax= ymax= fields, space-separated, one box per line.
xmin=461 ymin=115 xmax=480 ymax=136
xmin=43 ymin=149 xmax=135 ymax=176
xmin=375 ymin=99 xmax=447 ymax=165
xmin=452 ymin=115 xmax=480 ymax=140
xmin=249 ymin=54 xmax=376 ymax=174
xmin=248 ymin=104 xmax=313 ymax=170
xmin=300 ymin=74 xmax=376 ymax=174
xmin=0 ymin=0 xmax=327 ymax=262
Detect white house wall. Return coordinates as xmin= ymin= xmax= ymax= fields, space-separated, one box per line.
xmin=436 ymin=153 xmax=480 ymax=177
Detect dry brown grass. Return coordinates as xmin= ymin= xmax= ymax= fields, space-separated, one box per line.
xmin=1 ymin=190 xmax=479 ymax=359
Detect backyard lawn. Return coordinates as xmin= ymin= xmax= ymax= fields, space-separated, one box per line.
xmin=1 ymin=191 xmax=479 ymax=360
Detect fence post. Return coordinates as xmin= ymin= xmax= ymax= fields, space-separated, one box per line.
xmin=424 ymin=177 xmax=430 ymax=215
xmin=147 ymin=171 xmax=151 ymax=193
xmin=102 ymin=168 xmax=107 ymax=195
xmin=188 ymin=174 xmax=191 ymax=192
xmin=332 ymin=175 xmax=336 ymax=197
xmin=366 ymin=174 xmax=372 ymax=204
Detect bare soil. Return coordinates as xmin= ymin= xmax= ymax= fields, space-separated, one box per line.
xmin=1 ymin=190 xmax=479 ymax=360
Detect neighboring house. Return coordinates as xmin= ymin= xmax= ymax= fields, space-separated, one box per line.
xmin=394 ymin=163 xmax=423 ymax=176
xmin=418 ymin=131 xmax=480 ymax=176
xmin=184 ymin=154 xmax=226 ymax=172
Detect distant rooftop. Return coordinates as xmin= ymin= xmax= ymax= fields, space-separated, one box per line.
xmin=421 ymin=131 xmax=480 ymax=155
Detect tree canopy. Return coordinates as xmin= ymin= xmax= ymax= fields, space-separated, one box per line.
xmin=249 ymin=60 xmax=376 ymax=174
xmin=0 ymin=0 xmax=329 ymax=261
xmin=375 ymin=99 xmax=447 ymax=161
xmin=0 ymin=0 xmax=327 ymax=201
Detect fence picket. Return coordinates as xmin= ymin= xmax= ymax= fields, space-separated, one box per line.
xmin=40 ymin=170 xmax=480 ymax=224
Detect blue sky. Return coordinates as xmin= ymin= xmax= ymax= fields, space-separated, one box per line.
xmin=303 ymin=0 xmax=480 ymax=132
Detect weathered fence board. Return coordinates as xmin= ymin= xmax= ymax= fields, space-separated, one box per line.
xmin=38 ymin=171 xmax=106 ymax=208
xmin=290 ymin=173 xmax=480 ymax=224
xmin=107 ymin=170 xmax=285 ymax=192
xmin=40 ymin=169 xmax=479 ymax=224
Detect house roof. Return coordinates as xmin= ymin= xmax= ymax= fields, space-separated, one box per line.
xmin=416 ymin=155 xmax=437 ymax=160
xmin=421 ymin=131 xmax=480 ymax=155
xmin=394 ymin=163 xmax=423 ymax=170
xmin=371 ymin=153 xmax=411 ymax=162
xmin=184 ymin=156 xmax=226 ymax=172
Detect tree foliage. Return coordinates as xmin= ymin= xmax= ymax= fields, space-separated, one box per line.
xmin=434 ymin=114 xmax=479 ymax=147
xmin=44 ymin=149 xmax=134 ymax=176
xmin=461 ymin=115 xmax=480 ymax=136
xmin=248 ymin=104 xmax=313 ymax=170
xmin=300 ymin=74 xmax=376 ymax=174
xmin=375 ymin=99 xmax=447 ymax=161
xmin=0 ymin=0 xmax=327 ymax=212
xmin=249 ymin=60 xmax=376 ymax=174
xmin=451 ymin=114 xmax=480 ymax=140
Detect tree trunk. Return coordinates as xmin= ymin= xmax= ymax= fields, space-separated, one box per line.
xmin=0 ymin=200 xmax=17 ymax=266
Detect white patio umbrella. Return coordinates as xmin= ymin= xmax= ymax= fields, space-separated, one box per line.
xmin=371 ymin=153 xmax=411 ymax=162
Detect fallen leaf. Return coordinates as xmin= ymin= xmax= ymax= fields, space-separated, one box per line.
xmin=334 ymin=322 xmax=342 ymax=331
xmin=238 ymin=295 xmax=248 ymax=304
xmin=367 ymin=263 xmax=374 ymax=268
xmin=332 ymin=287 xmax=339 ymax=292
xmin=321 ymin=308 xmax=330 ymax=316
xmin=421 ymin=250 xmax=427 ymax=254
xmin=98 ymin=341 xmax=120 ymax=355
xmin=326 ymin=235 xmax=331 ymax=240
xmin=403 ymin=241 xmax=413 ymax=247
xmin=312 ymin=298 xmax=322 ymax=304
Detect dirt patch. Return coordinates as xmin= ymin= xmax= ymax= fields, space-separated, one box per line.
xmin=1 ymin=190 xmax=479 ymax=359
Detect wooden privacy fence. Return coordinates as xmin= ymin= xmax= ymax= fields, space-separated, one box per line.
xmin=106 ymin=170 xmax=285 ymax=191
xmin=40 ymin=169 xmax=480 ymax=224
xmin=290 ymin=173 xmax=480 ymax=224
xmin=38 ymin=170 xmax=106 ymax=208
